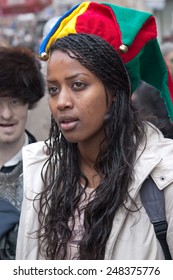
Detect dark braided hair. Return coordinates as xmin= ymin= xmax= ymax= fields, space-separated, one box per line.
xmin=35 ymin=34 xmax=146 ymax=259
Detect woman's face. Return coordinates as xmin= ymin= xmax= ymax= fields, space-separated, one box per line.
xmin=47 ymin=50 xmax=114 ymax=144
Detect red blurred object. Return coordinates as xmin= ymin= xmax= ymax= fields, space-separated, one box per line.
xmin=0 ymin=0 xmax=52 ymax=15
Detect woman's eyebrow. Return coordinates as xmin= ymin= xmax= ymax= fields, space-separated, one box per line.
xmin=47 ymin=73 xmax=89 ymax=83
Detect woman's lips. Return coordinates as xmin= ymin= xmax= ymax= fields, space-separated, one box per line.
xmin=58 ymin=116 xmax=79 ymax=132
xmin=60 ymin=120 xmax=79 ymax=131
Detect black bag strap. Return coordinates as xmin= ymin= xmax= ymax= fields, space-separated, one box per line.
xmin=140 ymin=176 xmax=172 ymax=260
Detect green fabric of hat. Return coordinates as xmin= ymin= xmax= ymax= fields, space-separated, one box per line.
xmin=39 ymin=1 xmax=173 ymax=121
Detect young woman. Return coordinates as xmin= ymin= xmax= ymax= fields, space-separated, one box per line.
xmin=16 ymin=2 xmax=173 ymax=260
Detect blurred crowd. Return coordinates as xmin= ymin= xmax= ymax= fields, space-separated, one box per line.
xmin=0 ymin=13 xmax=47 ymax=52
xmin=0 ymin=12 xmax=59 ymax=141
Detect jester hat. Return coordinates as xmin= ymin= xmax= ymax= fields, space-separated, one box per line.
xmin=39 ymin=1 xmax=173 ymax=121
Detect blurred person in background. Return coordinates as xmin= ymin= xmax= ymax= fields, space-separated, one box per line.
xmin=132 ymin=81 xmax=173 ymax=139
xmin=132 ymin=41 xmax=173 ymax=139
xmin=0 ymin=46 xmax=45 ymax=259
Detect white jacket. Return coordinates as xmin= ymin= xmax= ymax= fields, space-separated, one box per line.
xmin=16 ymin=124 xmax=173 ymax=259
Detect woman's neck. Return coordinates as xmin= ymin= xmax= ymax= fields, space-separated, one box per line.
xmin=78 ymin=145 xmax=101 ymax=189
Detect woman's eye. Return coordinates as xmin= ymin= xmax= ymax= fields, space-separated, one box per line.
xmin=73 ymin=81 xmax=86 ymax=90
xmin=48 ymin=86 xmax=59 ymax=96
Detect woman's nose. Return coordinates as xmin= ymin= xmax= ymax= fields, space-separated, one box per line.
xmin=56 ymin=89 xmax=73 ymax=111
